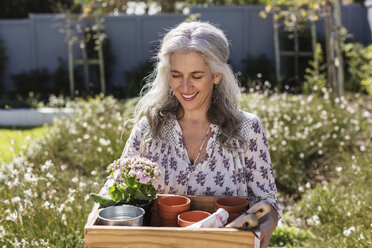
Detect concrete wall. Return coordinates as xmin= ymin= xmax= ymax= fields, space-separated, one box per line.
xmin=0 ymin=4 xmax=370 ymax=92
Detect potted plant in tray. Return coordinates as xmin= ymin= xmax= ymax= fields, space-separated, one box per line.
xmin=91 ymin=155 xmax=161 ymax=225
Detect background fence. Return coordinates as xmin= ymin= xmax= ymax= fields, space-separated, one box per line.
xmin=0 ymin=4 xmax=370 ymax=92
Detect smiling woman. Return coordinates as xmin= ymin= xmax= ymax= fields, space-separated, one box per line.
xmin=117 ymin=21 xmax=281 ymax=248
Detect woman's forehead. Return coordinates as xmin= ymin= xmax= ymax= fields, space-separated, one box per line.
xmin=169 ymin=51 xmax=210 ymax=72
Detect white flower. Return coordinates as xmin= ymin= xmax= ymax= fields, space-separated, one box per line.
xmin=90 ymin=170 xmax=97 ymax=176
xmin=0 ymin=225 xmax=6 ymax=238
xmin=11 ymin=196 xmax=21 ymax=204
xmin=72 ymin=177 xmax=78 ymax=183
xmin=46 ymin=172 xmax=55 ymax=181
xmin=99 ymin=138 xmax=111 ymax=146
xmin=298 ymin=186 xmax=304 ymax=192
xmin=363 ymin=111 xmax=370 ymax=118
xmin=336 ymin=167 xmax=342 ymax=172
xmin=305 ymin=182 xmax=311 ymax=188
xmin=84 ymin=194 xmax=90 ymax=202
xmin=44 ymin=201 xmax=51 ymax=208
xmin=79 ymin=182 xmax=86 ymax=188
xmin=281 ymin=140 xmax=287 ymax=146
xmin=343 ymin=226 xmax=355 ymax=236
xmin=360 ymin=146 xmax=366 ymax=152
xmin=318 ymin=150 xmax=323 ymax=155
xmin=317 ymin=206 xmax=322 ymax=211
xmin=306 ymin=215 xmax=321 ymax=226
xmin=358 ymin=233 xmax=365 ymax=240
xmin=347 ymin=212 xmax=351 ymax=217
xmin=83 ymin=134 xmax=90 ymax=139
xmin=60 ymin=164 xmax=67 ymax=170
xmin=97 ymin=147 xmax=103 ymax=152
xmin=41 ymin=160 xmax=53 ymax=171
xmin=6 ymin=211 xmax=18 ymax=222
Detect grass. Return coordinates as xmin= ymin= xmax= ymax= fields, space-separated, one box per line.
xmin=0 ymin=126 xmax=49 ymax=163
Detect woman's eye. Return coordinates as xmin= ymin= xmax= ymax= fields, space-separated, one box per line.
xmin=171 ymin=75 xmax=180 ymax=78
xmin=193 ymin=76 xmax=202 ymax=79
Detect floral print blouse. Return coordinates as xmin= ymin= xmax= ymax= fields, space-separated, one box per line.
xmin=121 ymin=111 xmax=282 ymax=217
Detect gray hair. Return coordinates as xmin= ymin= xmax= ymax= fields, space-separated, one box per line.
xmin=134 ymin=21 xmax=243 ymax=148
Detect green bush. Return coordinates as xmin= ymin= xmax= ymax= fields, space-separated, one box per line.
xmin=25 ymin=95 xmax=132 ymax=175
xmin=344 ymin=42 xmax=372 ymax=95
xmin=0 ymin=93 xmax=370 ymax=246
xmin=0 ymin=95 xmax=136 ymax=246
xmin=240 ymin=93 xmax=371 ymax=194
xmin=294 ymin=152 xmax=372 ymax=247
xmin=303 ymin=43 xmax=327 ymax=95
xmin=270 ymin=225 xmax=312 ymax=247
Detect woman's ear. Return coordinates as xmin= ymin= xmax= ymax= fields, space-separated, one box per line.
xmin=213 ymin=73 xmax=222 ymax=85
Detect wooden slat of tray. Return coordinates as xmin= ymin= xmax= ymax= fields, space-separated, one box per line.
xmin=85 ymin=195 xmax=259 ymax=248
xmin=85 ymin=226 xmax=257 ymax=248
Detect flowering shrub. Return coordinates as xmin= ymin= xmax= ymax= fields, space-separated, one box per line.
xmin=294 ymin=152 xmax=372 ymax=247
xmin=25 ymin=95 xmax=133 ymax=175
xmin=240 ymin=92 xmax=371 ymax=194
xmin=0 ymin=93 xmax=370 ymax=246
xmin=106 ymin=156 xmax=161 ymax=203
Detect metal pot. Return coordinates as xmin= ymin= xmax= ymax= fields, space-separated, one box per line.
xmin=98 ymin=205 xmax=145 ymax=226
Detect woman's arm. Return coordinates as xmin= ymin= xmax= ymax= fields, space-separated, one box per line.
xmin=244 ymin=115 xmax=281 ymax=248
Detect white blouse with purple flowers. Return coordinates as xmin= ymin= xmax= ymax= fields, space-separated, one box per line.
xmin=120 ymin=111 xmax=282 ymax=217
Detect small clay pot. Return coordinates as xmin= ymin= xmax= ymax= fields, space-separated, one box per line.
xmin=178 ymin=211 xmax=211 ymax=227
xmin=215 ymin=197 xmax=249 ymax=223
xmin=158 ymin=195 xmax=191 ymax=227
xmin=158 ymin=195 xmax=191 ymax=213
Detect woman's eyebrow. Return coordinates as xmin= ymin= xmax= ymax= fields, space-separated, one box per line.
xmin=170 ymin=70 xmax=205 ymax=74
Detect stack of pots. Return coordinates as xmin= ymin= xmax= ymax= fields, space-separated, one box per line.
xmin=215 ymin=197 xmax=249 ymax=223
xmin=158 ymin=195 xmax=191 ymax=226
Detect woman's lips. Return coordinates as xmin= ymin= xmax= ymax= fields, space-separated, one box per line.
xmin=181 ymin=92 xmax=198 ymax=101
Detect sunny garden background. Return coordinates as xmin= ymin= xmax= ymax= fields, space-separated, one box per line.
xmin=0 ymin=0 xmax=371 ymax=247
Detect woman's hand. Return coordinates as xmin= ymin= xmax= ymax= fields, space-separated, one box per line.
xmin=258 ymin=205 xmax=279 ymax=248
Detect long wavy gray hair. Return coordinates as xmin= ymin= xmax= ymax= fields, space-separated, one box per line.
xmin=134 ymin=21 xmax=243 ymax=147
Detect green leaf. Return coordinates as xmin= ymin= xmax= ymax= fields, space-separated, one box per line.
xmin=90 ymin=193 xmax=118 ymax=207
xmin=134 ymin=189 xmax=151 ymax=201
xmin=109 ymin=185 xmax=124 ymax=202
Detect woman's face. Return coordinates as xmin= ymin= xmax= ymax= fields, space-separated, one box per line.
xmin=169 ymin=51 xmax=221 ymax=115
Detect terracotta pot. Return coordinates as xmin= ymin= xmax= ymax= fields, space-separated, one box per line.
xmin=161 ymin=218 xmax=178 ymax=227
xmin=215 ymin=197 xmax=249 ymax=223
xmin=178 ymin=211 xmax=211 ymax=227
xmin=158 ymin=195 xmax=191 ymax=213
xmin=158 ymin=195 xmax=191 ymax=227
xmin=158 ymin=210 xmax=179 ymax=220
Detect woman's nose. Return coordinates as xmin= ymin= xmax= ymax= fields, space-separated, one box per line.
xmin=180 ymin=77 xmax=192 ymax=91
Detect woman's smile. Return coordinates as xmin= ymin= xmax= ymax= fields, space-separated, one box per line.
xmin=181 ymin=92 xmax=199 ymax=101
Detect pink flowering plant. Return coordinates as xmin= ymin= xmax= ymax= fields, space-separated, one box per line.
xmin=106 ymin=155 xmax=161 ymax=204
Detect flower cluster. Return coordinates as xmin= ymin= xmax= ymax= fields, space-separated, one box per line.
xmin=106 ymin=156 xmax=161 ymax=203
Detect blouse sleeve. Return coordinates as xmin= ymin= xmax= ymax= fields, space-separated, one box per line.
xmin=244 ymin=115 xmax=282 ymax=218
xmin=120 ymin=117 xmax=149 ymax=158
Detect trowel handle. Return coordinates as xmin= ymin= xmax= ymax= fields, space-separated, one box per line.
xmin=246 ymin=200 xmax=271 ymax=219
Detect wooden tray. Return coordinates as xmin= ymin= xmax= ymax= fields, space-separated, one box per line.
xmin=84 ymin=195 xmax=260 ymax=248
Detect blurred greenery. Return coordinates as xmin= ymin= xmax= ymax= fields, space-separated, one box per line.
xmin=0 ymin=92 xmax=370 ymax=246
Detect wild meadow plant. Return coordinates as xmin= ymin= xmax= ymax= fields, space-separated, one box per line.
xmin=294 ymin=152 xmax=372 ymax=247
xmin=0 ymin=93 xmax=370 ymax=246
xmin=240 ymin=91 xmax=371 ymax=194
